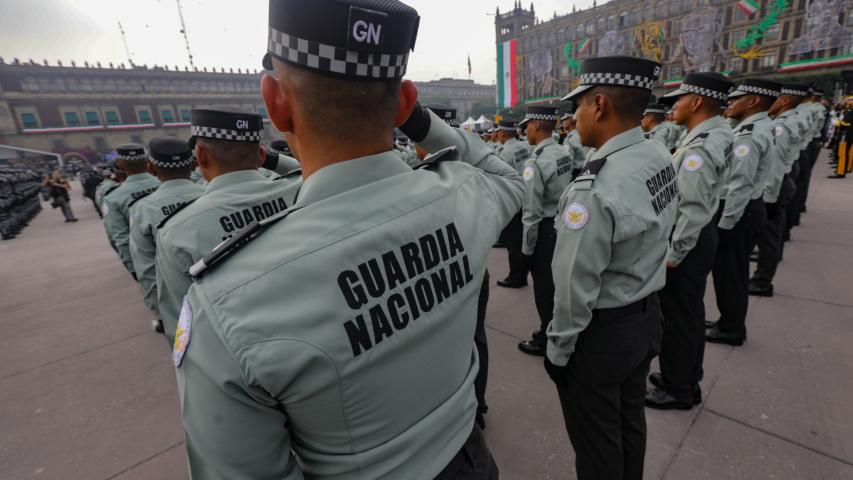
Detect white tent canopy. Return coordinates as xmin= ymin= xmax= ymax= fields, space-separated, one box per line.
xmin=475 ymin=115 xmax=493 ymax=130
xmin=459 ymin=116 xmax=477 ymax=131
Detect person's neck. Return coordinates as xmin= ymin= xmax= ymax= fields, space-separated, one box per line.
xmin=295 ymin=134 xmax=391 ymax=179
xmin=646 ymin=120 xmax=660 ymax=131
xmin=738 ymin=107 xmax=767 ymax=122
xmin=125 ymin=170 xmax=147 ymax=177
xmin=531 ymin=133 xmax=551 ymax=146
xmin=157 ymin=174 xmax=191 ymax=183
xmin=686 ymin=112 xmax=716 ymax=131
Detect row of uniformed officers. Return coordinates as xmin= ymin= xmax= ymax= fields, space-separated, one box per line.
xmin=93 ymin=0 xmax=832 ymax=478
xmin=0 ymin=167 xmax=42 ymax=240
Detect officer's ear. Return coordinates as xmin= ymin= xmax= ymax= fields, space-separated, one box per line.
xmin=256 ymin=145 xmax=267 ymax=169
xmin=261 ymin=72 xmax=294 ymax=133
xmin=146 ymin=162 xmax=158 ymax=177
xmin=195 ymin=143 xmax=212 ymax=176
xmin=395 ymin=80 xmax=419 ymax=127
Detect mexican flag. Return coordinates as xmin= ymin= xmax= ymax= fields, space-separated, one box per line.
xmin=736 ymin=0 xmax=759 ymax=16
xmin=578 ymin=37 xmax=591 ymax=54
xmin=497 ymin=40 xmax=518 ymax=109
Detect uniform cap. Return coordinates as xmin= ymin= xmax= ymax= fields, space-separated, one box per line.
xmin=425 ymin=104 xmax=457 ymax=126
xmin=662 ymin=72 xmax=734 ymax=102
xmin=189 ymin=106 xmax=262 ymax=147
xmin=262 ymin=0 xmax=420 ymax=80
xmin=115 ymin=143 xmax=148 ymax=162
xmin=559 ymin=113 xmax=572 ymax=122
xmin=729 ymin=78 xmax=783 ymax=99
xmin=780 ymin=83 xmax=810 ymax=97
xmin=498 ymin=118 xmax=518 ymax=131
xmin=148 ymin=137 xmax=193 ymax=168
xmin=643 ymin=103 xmax=667 ymax=115
xmin=518 ymin=105 xmax=559 ymax=128
xmin=561 ymin=56 xmax=662 ymax=101
xmin=269 ymin=139 xmax=294 ymax=156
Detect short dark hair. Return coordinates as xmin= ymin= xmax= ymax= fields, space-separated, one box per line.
xmin=197 ymin=138 xmax=259 ymax=170
xmin=583 ymin=86 xmax=650 ymax=120
xmin=645 ymin=112 xmax=665 ymax=122
xmin=531 ymin=119 xmax=555 ymax=135
xmin=277 ymin=60 xmax=401 ymax=139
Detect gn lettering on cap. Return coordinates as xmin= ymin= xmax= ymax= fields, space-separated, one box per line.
xmin=348 ymin=7 xmax=386 ymax=52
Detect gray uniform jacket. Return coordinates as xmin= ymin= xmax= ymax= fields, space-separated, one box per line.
xmin=564 ymin=130 xmax=589 ymax=173
xmin=95 ymin=179 xmax=118 ymax=211
xmin=646 ymin=123 xmax=670 ymax=147
xmin=155 ymin=170 xmax=300 ymax=345
xmin=175 ymin=112 xmax=523 ymax=479
xmin=129 ymin=179 xmax=205 ymax=316
xmin=546 ymin=127 xmax=677 ymax=365
xmin=668 ymin=116 xmax=733 ymax=265
xmin=763 ymin=109 xmax=801 ymax=203
xmin=102 ymin=173 xmax=161 ymax=274
xmin=667 ymin=122 xmax=687 ymax=151
xmin=718 ymin=112 xmax=774 ymax=230
xmin=521 ymin=137 xmax=573 ymax=255
xmin=498 ymin=137 xmax=531 ymax=174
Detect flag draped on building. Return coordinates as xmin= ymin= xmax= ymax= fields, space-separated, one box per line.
xmin=577 ymin=37 xmax=591 ymax=54
xmin=497 ymin=39 xmax=517 ymax=108
xmin=736 ymin=0 xmax=759 ymax=16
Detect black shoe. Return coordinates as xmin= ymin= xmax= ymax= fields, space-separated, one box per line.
xmin=70 ymin=218 xmax=78 ymax=222
xmin=517 ymin=339 xmax=546 ymax=356
xmin=749 ymin=254 xmax=759 ymax=262
xmin=497 ymin=278 xmax=527 ymax=288
xmin=645 ymin=387 xmax=694 ymax=410
xmin=705 ymin=318 xmax=718 ymax=328
xmin=648 ymin=373 xmax=701 ymax=405
xmin=151 ymin=319 xmax=165 ymax=334
xmin=748 ymin=283 xmax=773 ymax=297
xmin=705 ymin=326 xmax=745 ymax=346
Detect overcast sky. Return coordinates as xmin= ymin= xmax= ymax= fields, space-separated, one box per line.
xmin=0 ymin=0 xmax=596 ymax=85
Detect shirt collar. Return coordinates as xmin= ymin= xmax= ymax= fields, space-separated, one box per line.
xmin=590 ymin=127 xmax=645 ymax=161
xmin=204 ymin=169 xmax=267 ymax=194
xmin=682 ymin=115 xmax=725 ymax=145
xmin=158 ymin=178 xmax=195 ymax=191
xmin=125 ymin=172 xmax=153 ymax=183
xmin=295 ymin=150 xmax=412 ymax=206
xmin=739 ymin=111 xmax=769 ymax=127
xmin=534 ymin=137 xmax=556 ymax=151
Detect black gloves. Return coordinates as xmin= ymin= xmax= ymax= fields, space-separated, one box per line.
xmin=544 ymin=356 xmax=569 ymax=386
xmin=262 ymin=151 xmax=279 ymax=171
xmin=399 ymin=102 xmax=431 ymax=143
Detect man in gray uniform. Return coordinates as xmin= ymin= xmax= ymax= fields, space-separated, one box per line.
xmin=647 ymin=72 xmax=734 ymax=410
xmin=517 ymin=105 xmax=572 ymax=356
xmin=707 ymin=79 xmax=780 ymax=345
xmin=155 ymin=106 xmax=301 ymax=345
xmin=665 ymin=109 xmax=687 ymax=151
xmin=129 ymin=137 xmax=205 ymax=334
xmin=173 ymin=1 xmax=521 ymax=477
xmin=559 ymin=108 xmax=588 ymax=178
xmin=749 ymin=83 xmax=809 ymax=297
xmin=102 ymin=144 xmax=161 ymax=279
xmin=641 ymin=102 xmax=672 ymax=147
xmin=495 ymin=118 xmax=531 ymax=288
xmin=546 ymin=55 xmax=676 ymax=480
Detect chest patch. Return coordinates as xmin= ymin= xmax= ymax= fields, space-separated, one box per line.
xmin=682 ymin=154 xmax=704 ymax=172
xmin=734 ymin=144 xmax=751 ymax=158
xmin=563 ymin=202 xmax=589 ymax=230
xmin=172 ymin=297 xmax=193 ymax=367
xmin=522 ymin=165 xmax=535 ymax=182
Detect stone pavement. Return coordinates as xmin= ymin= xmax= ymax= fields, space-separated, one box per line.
xmin=1 ymin=158 xmax=852 ymax=479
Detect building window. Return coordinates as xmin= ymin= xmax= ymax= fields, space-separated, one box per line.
xmin=161 ymin=109 xmax=175 ymax=123
xmin=586 ymin=23 xmax=594 ymax=35
xmin=577 ymin=24 xmax=584 ymax=37
xmin=672 ymin=20 xmax=683 ymax=34
xmin=20 ymin=112 xmax=39 ymax=129
xmin=180 ymin=109 xmax=191 ymax=122
xmin=137 ymin=110 xmax=152 ymax=123
xmin=669 ymin=64 xmax=682 ymax=78
xmin=731 ymin=29 xmax=745 ymax=44
xmin=64 ymin=111 xmax=81 ymax=127
xmin=105 ymin=111 xmax=120 ymax=125
xmin=85 ymin=111 xmax=100 ymax=126
xmin=729 ymin=57 xmax=743 ymax=72
xmin=765 ymin=23 xmax=780 ymax=40
xmin=597 ymin=19 xmax=605 ymax=33
xmin=607 ymin=16 xmax=617 ymax=30
xmin=761 ymin=52 xmax=777 ymax=68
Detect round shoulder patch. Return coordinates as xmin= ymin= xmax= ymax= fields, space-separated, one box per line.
xmin=562 ymin=202 xmax=589 ymax=230
xmin=774 ymin=125 xmax=784 ymax=137
xmin=522 ymin=165 xmax=535 ymax=182
xmin=682 ymin=153 xmax=704 ymax=172
xmin=173 ymin=296 xmax=193 ymax=367
xmin=734 ymin=144 xmax=751 ymax=158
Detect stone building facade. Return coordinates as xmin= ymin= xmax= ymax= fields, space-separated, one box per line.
xmin=416 ymin=78 xmax=496 ymax=118
xmin=496 ymin=0 xmax=853 ymax=105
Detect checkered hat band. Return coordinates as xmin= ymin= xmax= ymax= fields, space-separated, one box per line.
xmin=524 ymin=113 xmax=558 ymax=122
xmin=781 ymin=88 xmax=808 ymax=96
xmin=191 ymin=126 xmax=261 ymax=142
xmin=680 ymin=82 xmax=731 ymax=101
xmin=580 ymin=72 xmax=655 ymax=90
xmin=150 ymin=157 xmax=193 ymax=168
xmin=644 ymin=107 xmax=666 ymax=115
xmin=118 ymin=153 xmax=148 ymax=162
xmin=734 ymin=85 xmax=780 ymax=97
xmin=268 ymin=27 xmax=408 ymax=79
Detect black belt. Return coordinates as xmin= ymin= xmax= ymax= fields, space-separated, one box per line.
xmin=593 ymin=293 xmax=657 ymax=322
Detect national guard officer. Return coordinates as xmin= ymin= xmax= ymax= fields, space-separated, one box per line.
xmin=787 ymin=87 xmax=820 ymax=232
xmin=559 ymin=108 xmax=589 ymax=178
xmin=646 ymin=72 xmax=734 ymax=410
xmin=258 ymin=140 xmax=301 ymax=179
xmin=707 ymin=79 xmax=780 ymax=346
xmin=545 ymin=55 xmax=676 ymax=480
xmin=155 ymin=106 xmax=301 ymax=345
xmin=641 ymin=102 xmax=671 ymax=147
xmin=102 ymin=144 xmax=161 ymax=280
xmin=749 ymin=83 xmax=809 ymax=297
xmin=495 ymin=118 xmax=532 ymax=289
xmin=173 ymin=0 xmax=522 ymax=477
xmin=94 ymin=166 xmax=119 ymax=216
xmin=517 ymin=105 xmax=572 ymax=356
xmin=793 ymin=88 xmax=826 ymax=217
xmin=128 ymin=137 xmax=205 ymax=334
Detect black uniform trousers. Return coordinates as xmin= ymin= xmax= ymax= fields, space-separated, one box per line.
xmin=500 ymin=211 xmax=530 ymax=283
xmin=786 ymin=150 xmax=809 ymax=233
xmin=435 ymin=424 xmax=499 ymax=480
xmin=713 ymin=198 xmax=766 ymax=337
xmin=800 ymin=139 xmax=822 ymax=211
xmin=530 ymin=218 xmax=557 ymax=340
xmin=553 ymin=294 xmax=662 ymax=480
xmin=659 ymin=222 xmax=718 ymax=404
xmin=474 ymin=270 xmax=490 ymax=418
xmin=752 ymin=175 xmax=796 ymax=288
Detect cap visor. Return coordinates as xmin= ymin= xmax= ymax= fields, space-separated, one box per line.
xmin=262 ymin=53 xmax=273 ymax=70
xmin=518 ymin=118 xmax=530 ymax=128
xmin=561 ymin=84 xmax=593 ymax=102
xmin=661 ymin=88 xmax=689 ymax=99
xmin=727 ymin=90 xmax=748 ymax=99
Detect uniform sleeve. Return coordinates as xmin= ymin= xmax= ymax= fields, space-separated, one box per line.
xmin=271 ymin=154 xmax=301 ymax=175
xmin=155 ymin=235 xmax=196 ymax=345
xmin=650 ymin=127 xmax=669 ymax=146
xmin=669 ymin=148 xmax=719 ymax=265
xmin=719 ymin=137 xmax=759 ymax=230
xmin=178 ymin=290 xmax=303 ymax=480
xmin=418 ymin=110 xmax=524 ymax=235
xmin=129 ymin=210 xmax=159 ymax=314
xmin=497 ymin=144 xmax=516 ymax=167
xmin=546 ymin=187 xmax=614 ymax=366
xmin=104 ymin=197 xmax=135 ymax=274
xmin=521 ymin=160 xmax=546 ymax=256
xmin=763 ymin=135 xmax=786 ymax=203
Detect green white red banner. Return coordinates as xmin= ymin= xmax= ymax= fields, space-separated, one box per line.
xmin=736 ymin=0 xmax=759 ymax=16
xmin=497 ymin=40 xmax=518 ymax=108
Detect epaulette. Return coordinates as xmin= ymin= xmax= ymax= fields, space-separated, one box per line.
xmin=684 ymin=132 xmax=710 ymax=148
xmin=102 ymin=185 xmax=120 ymax=198
xmin=189 ymin=204 xmax=304 ymax=279
xmin=157 ymin=198 xmax=198 ymax=229
xmin=574 ymin=157 xmax=607 ymax=183
xmin=127 ymin=191 xmax=154 ymax=209
xmin=733 ymin=123 xmax=755 ymax=137
xmin=273 ymin=168 xmax=302 ymax=180
xmin=415 ymin=146 xmax=458 ymax=170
